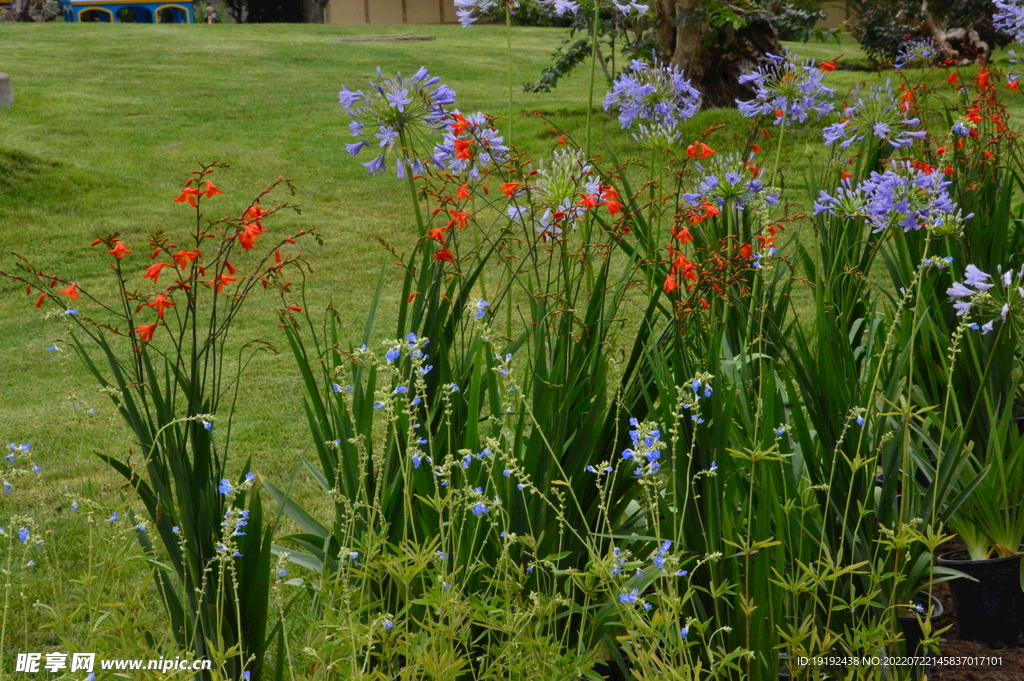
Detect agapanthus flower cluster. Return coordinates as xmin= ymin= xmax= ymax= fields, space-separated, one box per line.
xmin=620 ymin=418 xmax=664 ymax=476
xmin=822 ymin=81 xmax=928 ymax=149
xmin=431 ymin=111 xmax=510 ymax=179
xmin=893 ymin=38 xmax=937 ymax=70
xmin=340 ymin=67 xmax=457 ymax=177
xmin=454 ymin=0 xmax=501 ymax=27
xmin=995 ymin=0 xmax=1024 ymax=44
xmin=612 ymin=1 xmax=649 ymax=14
xmin=539 ymin=0 xmax=579 ymax=15
xmin=737 ymin=53 xmax=835 ymax=125
xmin=682 ymin=152 xmax=779 ymax=211
xmin=813 ymin=161 xmax=965 ymax=234
xmin=947 ymin=263 xmax=1024 ymax=334
xmin=603 ymin=60 xmax=701 ymax=145
xmin=518 ymin=148 xmax=604 ymax=240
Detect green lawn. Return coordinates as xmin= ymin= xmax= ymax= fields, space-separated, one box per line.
xmin=0 ymin=21 xmax=1015 ymax=647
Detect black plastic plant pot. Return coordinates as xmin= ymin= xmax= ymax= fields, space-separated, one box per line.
xmin=936 ymin=550 xmax=1024 ymax=647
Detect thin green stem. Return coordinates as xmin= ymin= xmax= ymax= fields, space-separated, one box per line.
xmin=585 ymin=0 xmax=600 ymax=155
xmin=506 ymin=4 xmax=514 ymax=146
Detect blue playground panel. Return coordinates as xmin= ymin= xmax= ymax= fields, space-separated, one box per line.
xmin=61 ymin=0 xmax=192 ymax=22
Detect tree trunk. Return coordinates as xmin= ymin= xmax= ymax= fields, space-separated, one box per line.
xmin=656 ymin=0 xmax=781 ymax=109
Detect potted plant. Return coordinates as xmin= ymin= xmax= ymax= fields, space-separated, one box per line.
xmin=939 ymin=401 xmax=1024 ymax=647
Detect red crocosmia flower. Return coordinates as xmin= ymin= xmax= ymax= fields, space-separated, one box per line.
xmin=143 ymin=262 xmax=170 ymax=284
xmin=455 ymin=184 xmax=472 ymax=200
xmin=576 ymin=192 xmax=600 ymax=210
xmin=943 ymin=165 xmax=955 ymax=176
xmin=601 ymin=185 xmax=623 ymax=215
xmin=202 ymin=181 xmax=223 ymax=198
xmin=109 ymin=239 xmax=132 ymax=260
xmin=841 ymin=170 xmax=853 ymax=181
xmin=90 ymin=238 xmax=103 ymax=246
xmin=663 ymin=275 xmax=681 ymax=294
xmin=1008 ymin=79 xmax=1020 ymax=93
xmin=450 ymin=113 xmax=471 ymax=136
xmin=454 ymin=139 xmax=473 ymax=160
xmin=750 ymin=144 xmax=762 ymax=154
xmin=174 ymin=187 xmax=201 ymax=207
xmin=556 ymin=134 xmax=567 ymax=145
xmin=983 ymin=150 xmax=994 ymax=160
xmin=433 ymin=248 xmax=456 ymax=263
xmin=947 ymin=72 xmax=960 ymax=85
xmin=965 ymin=106 xmax=983 ymax=123
xmin=701 ymin=202 xmax=721 ymax=219
xmin=147 ymin=293 xmax=177 ymax=319
xmin=977 ymin=67 xmax=990 ymax=89
xmin=285 ymin=305 xmax=302 ymax=312
xmin=427 ymin=227 xmax=448 ymax=245
xmin=210 ymin=273 xmax=237 ymax=293
xmin=499 ymin=182 xmax=523 ymax=197
xmin=936 ymin=145 xmax=947 ymax=155
xmin=740 ymin=244 xmax=753 ymax=259
xmin=35 ymin=293 xmax=46 ymax=308
xmin=686 ymin=142 xmax=717 ymax=160
xmin=224 ymin=260 xmax=237 ymax=275
xmin=447 ymin=210 xmax=472 ymax=230
xmin=820 ymin=61 xmax=836 ymax=72
xmin=774 ymin=109 xmax=784 ymax=118
xmin=58 ymin=282 xmax=81 ymax=300
xmin=673 ymin=224 xmax=694 ymax=244
xmin=172 ymin=249 xmax=201 ymax=269
xmin=135 ymin=322 xmax=158 ymax=343
xmin=912 ymin=159 xmax=936 ymax=175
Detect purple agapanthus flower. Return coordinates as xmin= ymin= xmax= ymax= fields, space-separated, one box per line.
xmin=431 ymin=111 xmax=510 ymax=179
xmin=454 ymin=0 xmax=498 ymax=27
xmin=822 ymin=81 xmax=927 ymax=150
xmin=947 ymin=262 xmax=1024 ymax=330
xmin=682 ymin=152 xmax=778 ymax=211
xmin=340 ymin=67 xmax=456 ymax=177
xmin=540 ymin=0 xmax=580 ymax=15
xmin=814 ymin=161 xmax=962 ymax=233
xmin=894 ymin=39 xmax=937 ymax=70
xmin=995 ymin=0 xmax=1024 ymax=44
xmin=737 ymin=53 xmax=835 ymax=125
xmin=604 ymin=60 xmax=701 ymax=143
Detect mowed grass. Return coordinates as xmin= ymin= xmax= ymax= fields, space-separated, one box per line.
xmin=0 ymin=22 xmax=1018 ymax=646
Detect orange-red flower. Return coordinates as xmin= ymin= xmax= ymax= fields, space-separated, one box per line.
xmin=977 ymin=67 xmax=990 ymax=89
xmin=135 ymin=322 xmax=158 ymax=343
xmin=451 ymin=113 xmax=471 ymax=136
xmin=455 ymin=183 xmax=472 ymax=200
xmin=433 ymin=248 xmax=456 ymax=263
xmin=427 ymin=226 xmax=448 ymax=245
xmin=740 ymin=244 xmax=753 ymax=259
xmin=35 ymin=293 xmax=46 ymax=308
xmin=499 ymin=182 xmax=523 ymax=198
xmin=210 ymin=273 xmax=237 ymax=293
xmin=1009 ymin=79 xmax=1020 ymax=93
xmin=147 ymin=292 xmax=177 ymax=319
xmin=143 ymin=262 xmax=170 ymax=284
xmin=601 ymin=185 xmax=623 ymax=215
xmin=172 ymin=249 xmax=201 ymax=269
xmin=447 ymin=210 xmax=472 ymax=230
xmin=576 ymin=192 xmax=600 ymax=210
xmin=202 ymin=180 xmax=223 ymax=198
xmin=58 ymin=282 xmax=81 ymax=300
xmin=109 ymin=239 xmax=132 ymax=260
xmin=174 ymin=187 xmax=201 ymax=207
xmin=663 ymin=275 xmax=681 ymax=294
xmin=820 ymin=61 xmax=836 ymax=72
xmin=454 ymin=139 xmax=473 ymax=161
xmin=947 ymin=72 xmax=960 ymax=86
xmin=687 ymin=142 xmax=717 ymax=159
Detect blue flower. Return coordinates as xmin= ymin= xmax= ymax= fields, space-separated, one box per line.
xmin=953 ymin=121 xmax=971 ymax=136
xmin=449 ymin=383 xmax=460 ymax=392
xmin=332 ymin=383 xmax=343 ymax=392
xmin=218 ymin=479 xmax=233 ymax=495
xmin=604 ymin=61 xmax=701 ymax=143
xmin=383 ymin=619 xmax=394 ymax=630
xmin=736 ymin=53 xmax=835 ymax=125
xmin=385 ymin=345 xmax=402 ymax=363
xmin=776 ymin=427 xmax=786 ymax=436
xmin=894 ymin=39 xmax=936 ymax=69
xmin=856 ymin=416 xmax=865 ymax=426
xmin=18 ymin=527 xmax=29 ymax=543
xmin=680 ymin=626 xmax=689 ymax=639
xmin=473 ymin=299 xmax=489 ymax=318
xmin=203 ymin=420 xmax=213 ymax=431
xmin=373 ymin=401 xmax=384 ymax=409
xmin=172 ymin=526 xmax=180 ymax=533
xmin=244 ymin=672 xmax=251 ymax=681
xmin=395 ymin=385 xmax=409 ymax=394
xmin=676 ymin=569 xmax=689 ymax=577
xmin=108 ymin=512 xmax=118 ymax=522
xmin=472 ymin=502 xmax=488 ymax=515
xmin=71 ymin=502 xmax=78 ymax=512
xmin=32 ymin=465 xmax=41 ymax=473
xmin=619 ymin=589 xmax=639 ymax=603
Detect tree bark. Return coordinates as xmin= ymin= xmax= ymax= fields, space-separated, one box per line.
xmin=656 ymin=0 xmax=781 ymax=109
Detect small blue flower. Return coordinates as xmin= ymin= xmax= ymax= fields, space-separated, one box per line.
xmin=246 ymin=472 xmax=256 ymax=482
xmin=332 ymin=383 xmax=343 ymax=392
xmin=680 ymin=626 xmax=689 ymax=639
xmin=203 ymin=420 xmax=213 ymax=431
xmin=776 ymin=427 xmax=786 ymax=436
xmin=642 ymin=602 xmax=653 ymax=611
xmin=385 ymin=345 xmax=401 ymax=363
xmin=952 ymin=122 xmax=971 ymax=136
xmin=383 ymin=619 xmax=394 ymax=631
xmin=395 ymin=385 xmax=409 ymax=394
xmin=412 ymin=396 xmax=422 ymax=405
xmin=18 ymin=527 xmax=29 ymax=543
xmin=517 ymin=483 xmax=526 ymax=490
xmin=3 ymin=454 xmax=12 ymax=464
xmin=435 ymin=550 xmax=448 ymax=560
xmin=172 ymin=526 xmax=180 ymax=533
xmin=676 ymin=569 xmax=689 ymax=577
xmin=244 ymin=672 xmax=251 ymax=681
xmin=349 ymin=551 xmax=360 ymax=560
xmin=473 ymin=299 xmax=490 ymax=318
xmin=32 ymin=465 xmax=41 ymax=472
xmin=233 ymin=551 xmax=244 ymax=557
xmin=856 ymin=416 xmax=865 ymax=426
xmin=619 ymin=589 xmax=639 ymax=603
xmin=449 ymin=383 xmax=460 ymax=392
xmin=373 ymin=401 xmax=384 ymax=409
xmin=4 ymin=482 xmax=12 ymax=494
xmin=418 ymin=365 xmax=433 ymax=375
xmin=710 ymin=461 xmax=718 ymax=471
xmin=137 ymin=524 xmax=146 ymax=531
xmin=71 ymin=502 xmax=78 ymax=512
xmin=218 ymin=479 xmax=233 ymax=495
xmin=108 ymin=512 xmax=118 ymax=522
